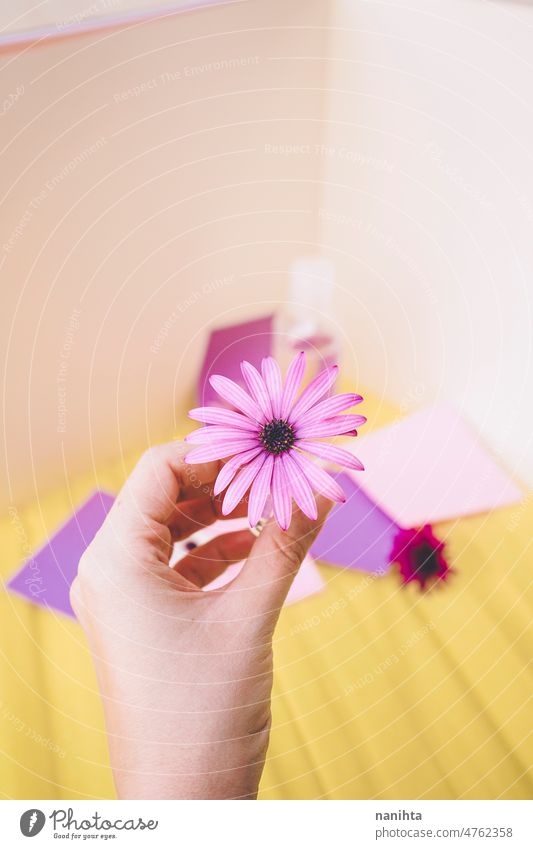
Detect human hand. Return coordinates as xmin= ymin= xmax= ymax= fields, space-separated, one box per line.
xmin=71 ymin=442 xmax=330 ymax=799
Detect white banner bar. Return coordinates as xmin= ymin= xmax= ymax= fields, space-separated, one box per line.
xmin=1 ymin=799 xmax=531 ymax=848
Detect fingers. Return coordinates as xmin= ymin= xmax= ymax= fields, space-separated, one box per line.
xmin=167 ymin=493 xmax=248 ymax=542
xmin=173 ymin=530 xmax=254 ymax=588
xmin=111 ymin=442 xmax=223 ymax=529
xmin=113 ymin=441 xmax=256 ymax=537
xmin=233 ymin=495 xmax=332 ymax=614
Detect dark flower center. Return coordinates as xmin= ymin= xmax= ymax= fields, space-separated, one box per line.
xmin=259 ymin=418 xmax=296 ymax=455
xmin=410 ymin=542 xmax=440 ymax=578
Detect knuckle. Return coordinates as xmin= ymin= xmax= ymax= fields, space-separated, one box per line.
xmin=69 ymin=577 xmax=82 ymax=618
xmin=76 ymin=550 xmax=90 ymax=581
xmin=139 ymin=445 xmax=162 ymax=466
xmin=76 ymin=546 xmax=99 ymax=586
xmin=174 ymin=440 xmax=188 ymax=460
xmin=271 ymin=532 xmax=306 ymax=575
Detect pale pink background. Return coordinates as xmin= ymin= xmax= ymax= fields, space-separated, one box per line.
xmin=1 ymin=0 xmax=532 ymax=512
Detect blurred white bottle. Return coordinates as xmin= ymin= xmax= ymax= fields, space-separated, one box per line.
xmin=275 ymin=256 xmax=340 ymax=385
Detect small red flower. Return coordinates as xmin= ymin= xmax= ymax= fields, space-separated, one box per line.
xmin=390 ymin=524 xmax=451 ymax=589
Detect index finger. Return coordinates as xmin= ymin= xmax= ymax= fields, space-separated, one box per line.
xmin=112 ymin=442 xmax=222 ymax=528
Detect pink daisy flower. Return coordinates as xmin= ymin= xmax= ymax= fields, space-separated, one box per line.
xmin=390 ymin=524 xmax=452 ymax=590
xmin=185 ymin=352 xmax=366 ymax=530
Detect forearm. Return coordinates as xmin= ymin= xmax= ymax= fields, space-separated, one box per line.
xmin=95 ymin=665 xmax=272 ymax=800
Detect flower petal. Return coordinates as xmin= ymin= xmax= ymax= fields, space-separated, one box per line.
xmin=213 ymin=446 xmax=264 ymax=496
xmin=188 ymin=406 xmax=258 ymax=430
xmin=296 ymin=439 xmax=364 ymax=470
xmin=281 ymin=452 xmax=317 ymax=520
xmin=289 ymin=365 xmax=338 ymax=423
xmin=295 ymin=415 xmax=366 ymax=438
xmin=241 ymin=360 xmax=273 ymax=420
xmin=184 ymin=438 xmax=259 ymax=464
xmin=296 ymin=393 xmax=364 ymax=425
xmin=261 ymin=357 xmax=283 ymax=418
xmin=222 ymin=453 xmax=266 ymax=516
xmin=280 ymin=351 xmax=306 ymax=419
xmin=185 ymin=426 xmax=259 ymax=444
xmin=271 ymin=456 xmax=293 ymax=530
xmin=209 ymin=375 xmax=265 ymax=423
xmin=248 ymin=453 xmax=274 ymax=527
xmin=290 ymin=450 xmax=346 ymax=502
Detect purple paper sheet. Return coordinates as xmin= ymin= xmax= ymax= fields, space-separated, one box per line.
xmin=7 ymin=491 xmax=115 ymax=618
xmin=197 ymin=314 xmax=274 ymax=406
xmin=311 ymin=473 xmax=399 ymax=574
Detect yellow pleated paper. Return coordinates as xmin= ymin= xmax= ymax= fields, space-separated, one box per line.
xmin=1 ymin=394 xmax=531 ymax=799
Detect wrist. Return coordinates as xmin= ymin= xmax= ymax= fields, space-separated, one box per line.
xmin=112 ymin=741 xmax=266 ymax=800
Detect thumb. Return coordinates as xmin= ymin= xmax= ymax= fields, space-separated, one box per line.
xmin=233 ymin=495 xmax=332 ymax=616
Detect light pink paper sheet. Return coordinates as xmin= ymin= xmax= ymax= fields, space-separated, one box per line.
xmin=352 ymin=405 xmax=523 ymax=528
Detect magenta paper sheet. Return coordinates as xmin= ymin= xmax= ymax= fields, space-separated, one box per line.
xmin=197 ymin=315 xmax=274 ymax=406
